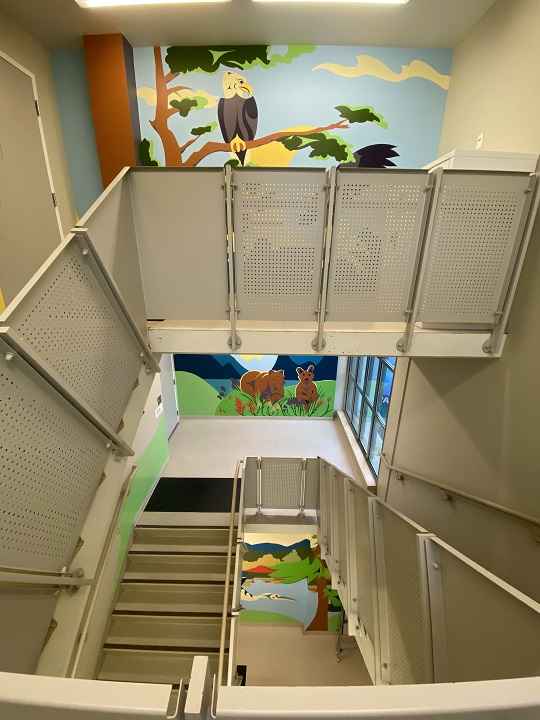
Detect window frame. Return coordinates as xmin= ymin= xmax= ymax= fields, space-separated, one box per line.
xmin=344 ymin=355 xmax=395 ymax=478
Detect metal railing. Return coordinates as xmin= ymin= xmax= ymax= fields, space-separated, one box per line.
xmin=380 ymin=453 xmax=540 ymax=528
xmin=216 ymin=459 xmax=243 ymax=694
xmin=69 ymin=464 xmax=138 ymax=677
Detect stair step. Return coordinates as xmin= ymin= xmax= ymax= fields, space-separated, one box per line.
xmin=98 ymin=648 xmax=226 ymax=685
xmin=105 ymin=615 xmax=230 ymax=650
xmin=115 ymin=583 xmax=232 ymax=615
xmin=131 ymin=526 xmax=236 ymax=554
xmin=124 ymin=554 xmax=233 ymax=583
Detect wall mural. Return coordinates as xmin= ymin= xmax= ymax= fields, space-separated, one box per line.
xmin=241 ymin=533 xmax=341 ymax=631
xmin=173 ymin=354 xmax=338 ymax=417
xmin=134 ymin=45 xmax=451 ymax=169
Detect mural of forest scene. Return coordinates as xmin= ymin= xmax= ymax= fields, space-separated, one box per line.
xmin=241 ymin=533 xmax=341 ymax=631
xmin=174 ymin=354 xmax=338 ymax=418
xmin=134 ymin=45 xmax=451 ymax=170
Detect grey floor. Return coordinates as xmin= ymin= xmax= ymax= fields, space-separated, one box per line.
xmin=237 ymin=624 xmax=372 ymax=686
xmin=165 ymin=416 xmax=363 ymax=483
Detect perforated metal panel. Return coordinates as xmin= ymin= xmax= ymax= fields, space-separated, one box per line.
xmin=417 ymin=171 xmax=533 ymax=323
xmin=326 ymin=170 xmax=429 ymax=321
xmin=336 ymin=477 xmax=348 ymax=592
xmin=0 ymin=340 xmax=110 ymax=572
xmin=233 ymin=169 xmax=327 ymax=320
xmin=260 ymin=458 xmax=303 ymax=510
xmin=378 ymin=503 xmax=428 ymax=685
xmin=2 ymin=238 xmax=143 ymax=431
xmin=429 ymin=540 xmax=540 ymax=683
xmin=351 ymin=485 xmax=375 ymax=644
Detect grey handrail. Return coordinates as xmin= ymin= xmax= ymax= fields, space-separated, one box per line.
xmin=68 ymin=464 xmax=138 ymax=677
xmin=0 ymin=572 xmax=92 ymax=588
xmin=380 ymin=452 xmax=540 ymax=528
xmin=217 ymin=459 xmax=243 ymax=691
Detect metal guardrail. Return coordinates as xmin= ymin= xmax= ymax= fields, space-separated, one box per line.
xmin=69 ymin=464 xmax=139 ymax=678
xmin=380 ymin=452 xmax=540 ymax=528
xmin=216 ymin=459 xmax=243 ymax=694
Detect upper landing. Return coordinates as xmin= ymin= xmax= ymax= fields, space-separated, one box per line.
xmin=70 ymin=165 xmax=540 ymax=358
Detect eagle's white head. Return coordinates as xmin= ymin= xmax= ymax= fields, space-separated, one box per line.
xmin=222 ymin=71 xmax=253 ymax=99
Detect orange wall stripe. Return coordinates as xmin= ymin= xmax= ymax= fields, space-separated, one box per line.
xmin=84 ymin=34 xmax=138 ymax=188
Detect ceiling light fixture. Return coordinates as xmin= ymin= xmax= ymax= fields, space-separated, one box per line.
xmin=75 ymin=0 xmax=231 ymax=7
xmin=252 ymin=0 xmax=409 ymax=3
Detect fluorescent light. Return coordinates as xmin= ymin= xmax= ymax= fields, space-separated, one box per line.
xmin=253 ymin=0 xmax=409 ymax=3
xmin=75 ymin=0 xmax=231 ymax=7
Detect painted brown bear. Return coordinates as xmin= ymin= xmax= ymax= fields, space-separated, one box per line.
xmin=240 ymin=369 xmax=285 ymax=404
xmin=295 ymin=365 xmax=318 ymax=409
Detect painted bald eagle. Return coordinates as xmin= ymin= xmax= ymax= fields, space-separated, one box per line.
xmin=218 ymin=71 xmax=258 ymax=166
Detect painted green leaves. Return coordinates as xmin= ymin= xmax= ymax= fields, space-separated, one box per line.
xmin=335 ymin=104 xmax=388 ymax=128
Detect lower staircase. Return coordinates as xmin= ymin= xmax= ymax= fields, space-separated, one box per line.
xmin=97 ymin=525 xmax=236 ymax=687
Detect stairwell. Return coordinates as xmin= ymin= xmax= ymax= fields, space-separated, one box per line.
xmin=97 ymin=524 xmax=236 ymax=687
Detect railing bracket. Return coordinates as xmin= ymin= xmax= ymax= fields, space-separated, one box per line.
xmin=228 ymin=334 xmax=242 ymax=350
xmin=482 ymin=340 xmax=493 ymax=354
xmin=311 ymin=335 xmax=326 ymax=351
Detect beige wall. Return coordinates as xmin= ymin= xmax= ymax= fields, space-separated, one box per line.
xmin=439 ymin=0 xmax=540 ymax=155
xmin=0 ymin=8 xmax=75 ymax=235
xmin=379 ymin=0 xmax=540 ymax=600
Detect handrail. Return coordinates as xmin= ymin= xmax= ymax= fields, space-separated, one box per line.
xmin=0 ymin=572 xmax=92 ymax=589
xmin=380 ymin=452 xmax=540 ymax=528
xmin=68 ymin=463 xmax=138 ymax=678
xmin=216 ymin=459 xmax=243 ymax=694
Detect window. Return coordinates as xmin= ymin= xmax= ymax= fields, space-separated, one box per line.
xmin=344 ymin=356 xmax=395 ymax=477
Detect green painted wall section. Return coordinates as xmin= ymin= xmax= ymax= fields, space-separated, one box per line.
xmin=117 ymin=416 xmax=169 ymax=578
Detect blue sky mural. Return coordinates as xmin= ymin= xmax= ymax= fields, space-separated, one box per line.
xmin=174 ymin=354 xmax=338 ymax=418
xmin=134 ymin=45 xmax=451 ymax=170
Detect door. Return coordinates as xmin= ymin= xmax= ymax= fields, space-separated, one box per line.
xmin=0 ymin=53 xmax=63 ymax=307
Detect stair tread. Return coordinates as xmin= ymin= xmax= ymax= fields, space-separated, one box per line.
xmin=98 ymin=648 xmax=226 ymax=685
xmin=115 ymin=582 xmax=232 ymax=615
xmin=124 ymin=554 xmax=233 ymax=582
xmin=105 ymin=615 xmax=229 ymax=649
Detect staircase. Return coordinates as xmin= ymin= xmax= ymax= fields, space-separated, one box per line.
xmin=97 ymin=525 xmax=236 ymax=687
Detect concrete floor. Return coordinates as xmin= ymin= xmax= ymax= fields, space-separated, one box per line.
xmin=237 ymin=624 xmax=372 ymax=687
xmin=165 ymin=416 xmax=363 ymax=483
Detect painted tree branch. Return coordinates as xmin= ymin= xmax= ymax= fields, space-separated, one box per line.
xmin=167 ymin=85 xmax=191 ymax=95
xmin=150 ymin=47 xmax=186 ymax=165
xmin=179 ymin=136 xmax=200 ymax=155
xmin=184 ymin=119 xmax=350 ymax=167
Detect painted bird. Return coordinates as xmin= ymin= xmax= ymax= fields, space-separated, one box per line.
xmin=339 ymin=144 xmax=399 ymax=169
xmin=218 ymin=71 xmax=258 ymax=166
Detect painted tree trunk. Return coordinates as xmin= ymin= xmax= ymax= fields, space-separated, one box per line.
xmin=306 ymin=575 xmax=329 ymax=631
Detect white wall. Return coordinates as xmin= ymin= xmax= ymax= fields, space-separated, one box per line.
xmin=0 ymin=8 xmax=75 ymax=235
xmin=379 ymin=0 xmax=540 ymax=602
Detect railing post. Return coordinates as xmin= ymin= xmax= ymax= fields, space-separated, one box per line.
xmin=312 ymin=166 xmax=337 ymax=353
xmin=224 ymin=165 xmax=240 ymax=352
xmin=397 ymin=168 xmax=440 ymax=354
xmin=484 ymin=172 xmax=540 ymax=356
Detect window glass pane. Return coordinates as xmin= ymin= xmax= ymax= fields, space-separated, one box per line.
xmin=345 ymin=378 xmax=354 ymax=419
xmin=357 ymin=356 xmax=367 ymax=388
xmin=386 ymin=357 xmax=396 ymax=368
xmin=352 ymin=388 xmax=362 ymax=432
xmin=349 ymin=356 xmax=358 ymax=378
xmin=359 ymin=403 xmax=373 ymax=450
xmin=376 ymin=365 xmax=394 ymax=422
xmin=369 ymin=419 xmax=385 ymax=474
xmin=365 ymin=357 xmax=380 ymax=404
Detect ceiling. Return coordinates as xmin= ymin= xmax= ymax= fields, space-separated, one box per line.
xmin=0 ymin=0 xmax=496 ymax=50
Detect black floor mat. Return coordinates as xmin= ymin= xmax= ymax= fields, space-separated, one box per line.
xmin=145 ymin=477 xmax=239 ymax=513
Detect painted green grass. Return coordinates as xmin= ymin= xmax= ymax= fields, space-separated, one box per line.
xmin=216 ymin=380 xmax=336 ymax=418
xmin=175 ymin=371 xmax=220 ymax=415
xmin=239 ymin=610 xmax=302 ymax=624
xmin=116 ymin=417 xmax=169 ymax=583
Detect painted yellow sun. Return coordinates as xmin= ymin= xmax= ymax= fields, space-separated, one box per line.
xmin=239 ymin=355 xmax=264 ymax=361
